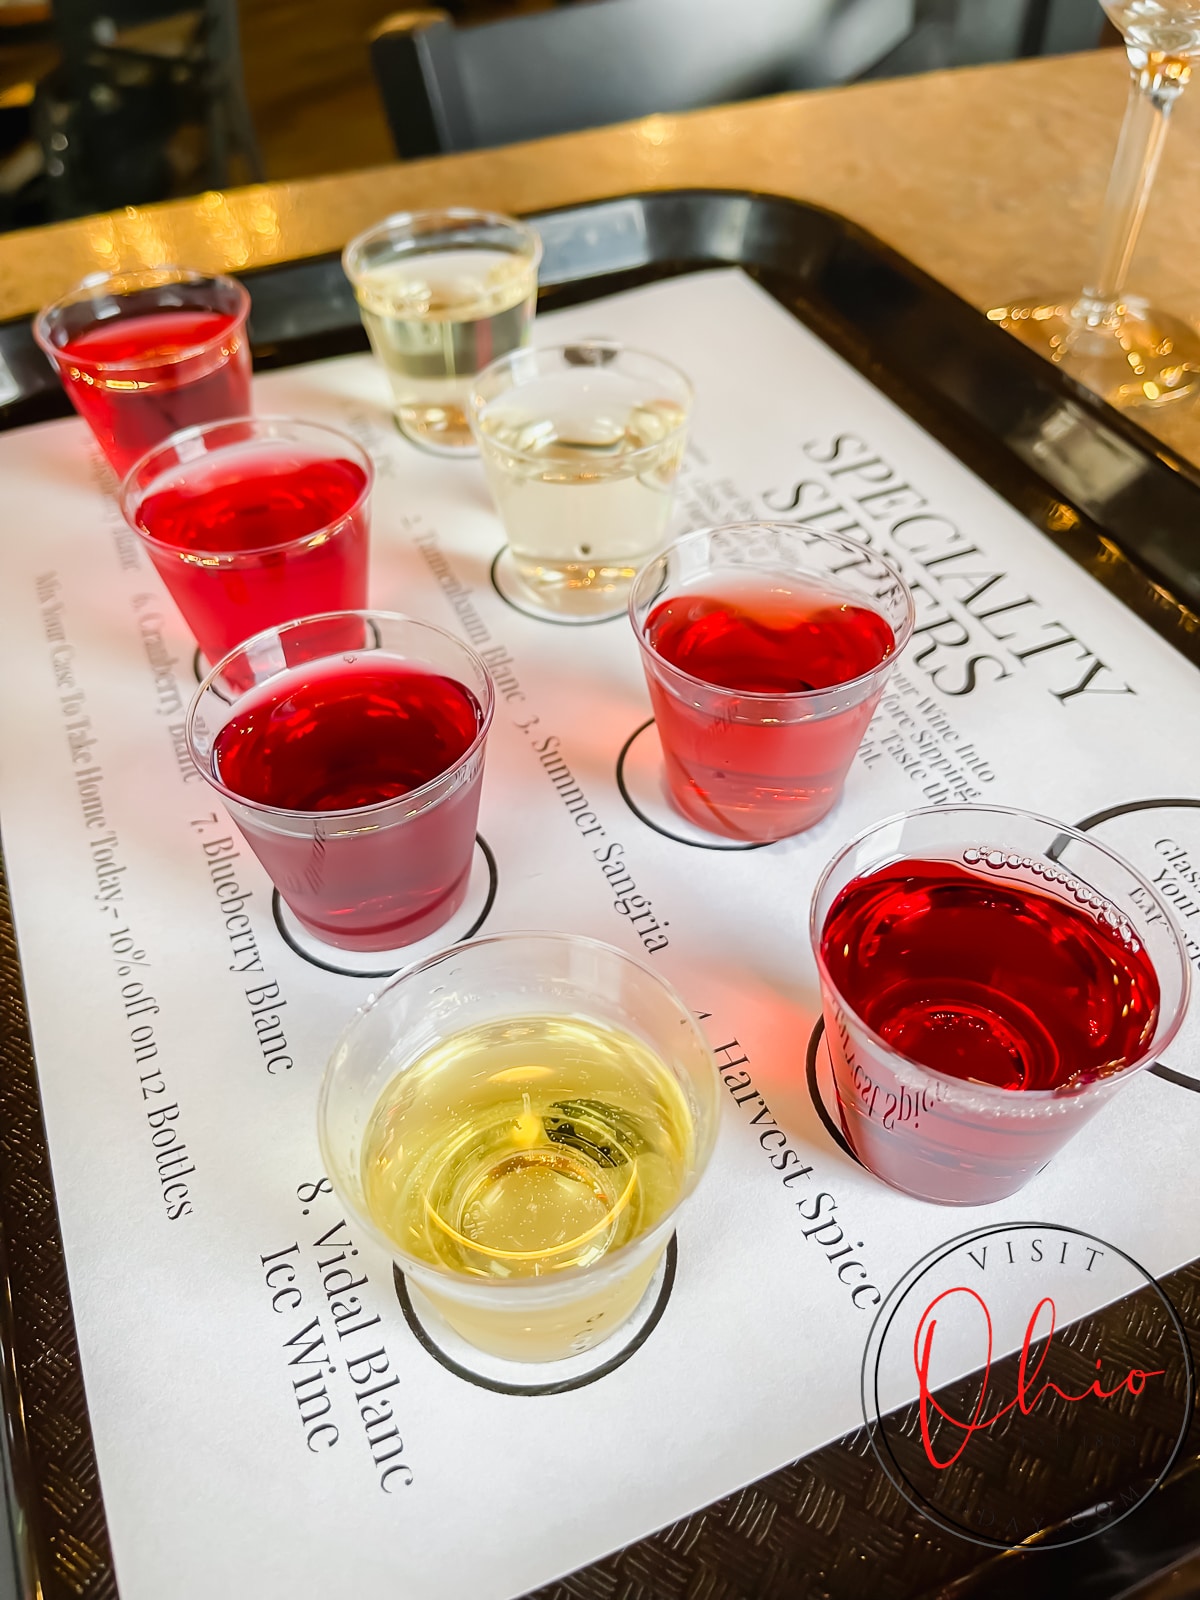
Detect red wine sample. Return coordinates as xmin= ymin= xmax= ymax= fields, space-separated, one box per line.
xmin=135 ymin=444 xmax=369 ymax=665
xmin=645 ymin=582 xmax=895 ymax=694
xmin=62 ymin=308 xmax=234 ymax=365
xmin=213 ymin=655 xmax=484 ymax=948
xmin=58 ymin=308 xmax=250 ymax=477
xmin=138 ymin=450 xmax=368 ymax=556
xmin=820 ymin=858 xmax=1161 ymax=1091
xmin=641 ymin=577 xmax=895 ymax=841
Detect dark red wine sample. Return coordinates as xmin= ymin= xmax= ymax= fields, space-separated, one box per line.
xmin=213 ymin=655 xmax=485 ymax=949
xmin=820 ymin=858 xmax=1161 ymax=1091
xmin=214 ymin=656 xmax=482 ymax=809
xmin=640 ymin=577 xmax=895 ymax=840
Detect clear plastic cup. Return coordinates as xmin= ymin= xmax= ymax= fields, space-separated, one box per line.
xmin=186 ymin=611 xmax=494 ymax=951
xmin=318 ymin=932 xmax=720 ymax=1362
xmin=630 ymin=522 xmax=914 ymax=842
xmin=471 ymin=338 xmax=693 ymax=620
xmin=343 ymin=207 xmax=541 ymax=455
xmin=34 ymin=266 xmax=252 ymax=478
xmin=121 ymin=416 xmax=373 ymax=668
xmin=810 ymin=804 xmax=1191 ymax=1205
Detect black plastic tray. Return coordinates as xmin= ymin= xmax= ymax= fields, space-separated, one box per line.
xmin=0 ymin=189 xmax=1198 ymax=1600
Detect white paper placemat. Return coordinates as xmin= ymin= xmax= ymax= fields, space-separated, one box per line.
xmin=1 ymin=269 xmax=1198 ymax=1600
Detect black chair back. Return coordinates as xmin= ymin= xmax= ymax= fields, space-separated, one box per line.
xmin=371 ymin=0 xmax=1106 ymax=162
xmin=34 ymin=0 xmax=261 ymax=218
xmin=371 ymin=0 xmax=926 ymax=160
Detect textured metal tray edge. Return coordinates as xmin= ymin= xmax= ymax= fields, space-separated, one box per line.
xmin=0 ymin=187 xmax=1195 ymax=1600
xmin=0 ymin=842 xmax=117 ymax=1598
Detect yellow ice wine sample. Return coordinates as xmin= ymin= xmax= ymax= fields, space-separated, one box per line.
xmin=360 ymin=1013 xmax=695 ymax=1280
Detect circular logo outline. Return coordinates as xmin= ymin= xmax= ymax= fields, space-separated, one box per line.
xmin=860 ymin=1221 xmax=1195 ymax=1551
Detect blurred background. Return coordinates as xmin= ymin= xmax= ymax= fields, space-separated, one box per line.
xmin=0 ymin=0 xmax=1114 ymax=232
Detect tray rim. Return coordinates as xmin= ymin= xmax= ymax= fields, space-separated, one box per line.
xmin=0 ymin=183 xmax=1197 ymax=1600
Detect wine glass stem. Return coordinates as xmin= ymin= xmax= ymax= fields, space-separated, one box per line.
xmin=1074 ymin=48 xmax=1192 ymax=326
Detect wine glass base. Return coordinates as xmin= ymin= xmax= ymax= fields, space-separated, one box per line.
xmin=989 ymin=294 xmax=1200 ymax=409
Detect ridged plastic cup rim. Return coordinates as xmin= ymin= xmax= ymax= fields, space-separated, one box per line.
xmin=807 ymin=801 xmax=1192 ymax=1102
xmin=468 ymin=337 xmax=694 ymax=468
xmin=342 ymin=206 xmax=543 ymax=286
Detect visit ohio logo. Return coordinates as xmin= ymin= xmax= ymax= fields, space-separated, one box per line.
xmin=860 ymin=1223 xmax=1194 ymax=1550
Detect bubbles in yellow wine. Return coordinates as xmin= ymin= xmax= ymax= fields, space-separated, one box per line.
xmin=360 ymin=1014 xmax=695 ymax=1280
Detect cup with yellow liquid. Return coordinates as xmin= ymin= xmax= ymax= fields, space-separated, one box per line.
xmin=318 ymin=932 xmax=719 ymax=1365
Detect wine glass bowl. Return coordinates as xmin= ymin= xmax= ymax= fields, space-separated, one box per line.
xmin=991 ymin=1 xmax=1200 ymax=408
xmin=1103 ymin=0 xmax=1200 ymax=56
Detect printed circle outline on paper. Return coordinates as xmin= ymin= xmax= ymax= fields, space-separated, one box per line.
xmin=860 ymin=1221 xmax=1194 ymax=1551
xmin=1072 ymin=797 xmax=1200 ymax=1093
xmin=270 ymin=834 xmax=498 ymax=978
xmin=393 ymin=1234 xmax=678 ymax=1396
xmin=490 ymin=546 xmax=626 ymax=627
xmin=615 ymin=719 xmax=768 ymax=852
xmin=804 ymin=1016 xmax=859 ymax=1165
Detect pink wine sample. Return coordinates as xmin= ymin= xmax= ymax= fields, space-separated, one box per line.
xmin=821 ymin=859 xmax=1161 ymax=1092
xmin=212 ymin=654 xmax=485 ymax=949
xmin=58 ymin=308 xmax=251 ymax=477
xmin=132 ymin=441 xmax=370 ymax=665
xmin=641 ymin=576 xmax=895 ymax=841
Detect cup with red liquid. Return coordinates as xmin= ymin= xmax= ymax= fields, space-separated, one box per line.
xmin=811 ymin=805 xmax=1190 ymax=1206
xmin=122 ymin=416 xmax=373 ymax=668
xmin=34 ymin=267 xmax=251 ymax=479
xmin=186 ymin=611 xmax=495 ymax=952
xmin=629 ymin=523 xmax=914 ymax=843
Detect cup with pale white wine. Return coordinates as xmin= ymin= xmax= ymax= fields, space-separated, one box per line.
xmin=343 ymin=207 xmax=542 ymax=455
xmin=469 ymin=339 xmax=693 ymax=621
